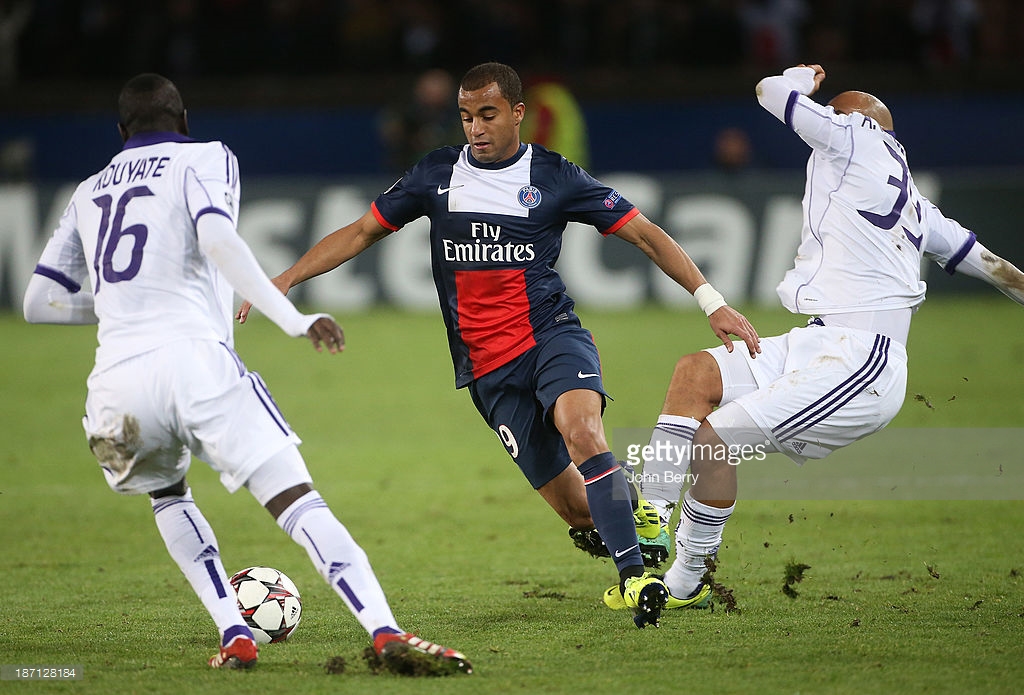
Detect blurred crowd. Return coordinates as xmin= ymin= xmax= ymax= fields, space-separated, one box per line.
xmin=2 ymin=0 xmax=1023 ymax=89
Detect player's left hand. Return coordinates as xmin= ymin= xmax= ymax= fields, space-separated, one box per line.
xmin=709 ymin=306 xmax=761 ymax=358
xmin=307 ymin=317 xmax=345 ymax=354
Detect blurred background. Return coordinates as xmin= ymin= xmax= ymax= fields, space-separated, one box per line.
xmin=1 ymin=0 xmax=1023 ymax=310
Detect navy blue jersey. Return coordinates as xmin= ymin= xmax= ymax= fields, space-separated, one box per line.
xmin=371 ymin=143 xmax=638 ymax=388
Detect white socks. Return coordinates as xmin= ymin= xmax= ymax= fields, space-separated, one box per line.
xmin=277 ymin=491 xmax=400 ymax=637
xmin=639 ymin=414 xmax=700 ymax=520
xmin=152 ymin=489 xmax=249 ymax=638
xmin=663 ymin=490 xmax=734 ymax=597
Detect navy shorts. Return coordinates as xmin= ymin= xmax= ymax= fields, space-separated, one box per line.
xmin=468 ymin=325 xmax=609 ymax=489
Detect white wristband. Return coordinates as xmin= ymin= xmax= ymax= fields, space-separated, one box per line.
xmin=693 ymin=283 xmax=727 ymax=316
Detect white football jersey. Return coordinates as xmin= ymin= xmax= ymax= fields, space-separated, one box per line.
xmin=758 ymin=70 xmax=976 ymax=316
xmin=35 ymin=132 xmax=240 ymax=371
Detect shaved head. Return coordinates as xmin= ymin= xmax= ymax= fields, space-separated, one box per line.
xmin=117 ymin=73 xmax=187 ymax=139
xmin=828 ymin=91 xmax=893 ymax=131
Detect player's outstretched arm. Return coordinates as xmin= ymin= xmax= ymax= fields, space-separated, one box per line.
xmin=755 ymin=64 xmax=824 ymax=122
xmin=613 ymin=212 xmax=760 ymax=357
xmin=197 ymin=212 xmax=342 ymax=353
xmin=954 ymin=242 xmax=1024 ymax=306
xmin=237 ymin=209 xmax=391 ymax=323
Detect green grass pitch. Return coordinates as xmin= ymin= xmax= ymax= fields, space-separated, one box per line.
xmin=1 ymin=297 xmax=1022 ymax=694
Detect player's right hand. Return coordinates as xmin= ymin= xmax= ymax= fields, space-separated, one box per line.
xmin=237 ymin=274 xmax=290 ymax=324
xmin=796 ymin=63 xmax=826 ymax=94
xmin=307 ymin=317 xmax=345 ymax=354
xmin=709 ymin=305 xmax=761 ymax=359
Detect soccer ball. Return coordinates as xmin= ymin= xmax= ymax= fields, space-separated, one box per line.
xmin=229 ymin=566 xmax=302 ymax=644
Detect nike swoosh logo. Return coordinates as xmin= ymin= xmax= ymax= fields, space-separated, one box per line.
xmin=614 ymin=544 xmax=640 ymax=558
xmin=577 ymin=371 xmax=600 ymax=379
xmin=437 ymin=184 xmax=464 ymax=195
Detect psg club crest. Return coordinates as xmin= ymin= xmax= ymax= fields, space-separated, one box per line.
xmin=518 ymin=185 xmax=542 ymax=209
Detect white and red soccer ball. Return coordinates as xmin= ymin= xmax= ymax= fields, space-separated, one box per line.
xmin=229 ymin=566 xmax=302 ymax=644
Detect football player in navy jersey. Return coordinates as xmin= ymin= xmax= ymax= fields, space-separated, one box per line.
xmin=239 ymin=62 xmax=760 ymax=628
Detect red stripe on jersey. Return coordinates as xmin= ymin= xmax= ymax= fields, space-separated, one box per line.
xmin=455 ymin=269 xmax=537 ymax=379
xmin=370 ymin=201 xmax=400 ymax=231
xmin=602 ymin=207 xmax=640 ymax=237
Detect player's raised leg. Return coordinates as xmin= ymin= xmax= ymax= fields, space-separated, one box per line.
xmin=150 ymin=478 xmax=258 ymax=669
xmin=639 ymin=351 xmax=723 ymax=522
xmin=248 ymin=448 xmax=472 ymax=675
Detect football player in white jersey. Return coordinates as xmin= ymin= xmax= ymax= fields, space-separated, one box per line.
xmin=23 ymin=73 xmax=470 ymax=675
xmin=619 ymin=64 xmax=1024 ymax=611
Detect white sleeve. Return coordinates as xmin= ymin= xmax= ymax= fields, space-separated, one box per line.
xmin=918 ymin=198 xmax=1024 ymax=305
xmin=946 ymin=240 xmax=1024 ymax=306
xmin=755 ymin=67 xmax=818 ymax=123
xmin=195 ymin=212 xmax=329 ymax=337
xmin=23 ymin=197 xmax=98 ymax=325
xmin=756 ymin=67 xmax=844 ymax=154
xmin=23 ymin=270 xmax=97 ymax=324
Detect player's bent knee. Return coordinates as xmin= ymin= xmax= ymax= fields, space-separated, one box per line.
xmin=562 ymin=425 xmax=607 ymax=461
xmin=665 ymin=352 xmax=723 ymax=417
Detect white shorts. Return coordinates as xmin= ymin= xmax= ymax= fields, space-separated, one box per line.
xmin=83 ymin=339 xmax=302 ymax=495
xmin=705 ymin=324 xmax=907 ymax=464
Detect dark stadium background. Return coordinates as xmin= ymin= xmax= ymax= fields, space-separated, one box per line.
xmin=1 ymin=0 xmax=1022 ymax=306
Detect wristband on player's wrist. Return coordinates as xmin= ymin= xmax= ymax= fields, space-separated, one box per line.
xmin=693 ymin=283 xmax=727 ymax=316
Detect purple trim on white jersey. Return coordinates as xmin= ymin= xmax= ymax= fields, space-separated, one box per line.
xmin=784 ymin=90 xmax=800 ymax=130
xmin=794 ymin=127 xmax=856 ymax=311
xmin=122 ymin=131 xmax=195 ymax=150
xmin=34 ymin=263 xmax=81 ymax=293
xmin=944 ymin=231 xmax=977 ymax=275
xmin=772 ymin=334 xmax=890 ymax=443
xmin=221 ymin=143 xmax=236 ymax=185
xmin=194 ymin=206 xmax=232 ymax=225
